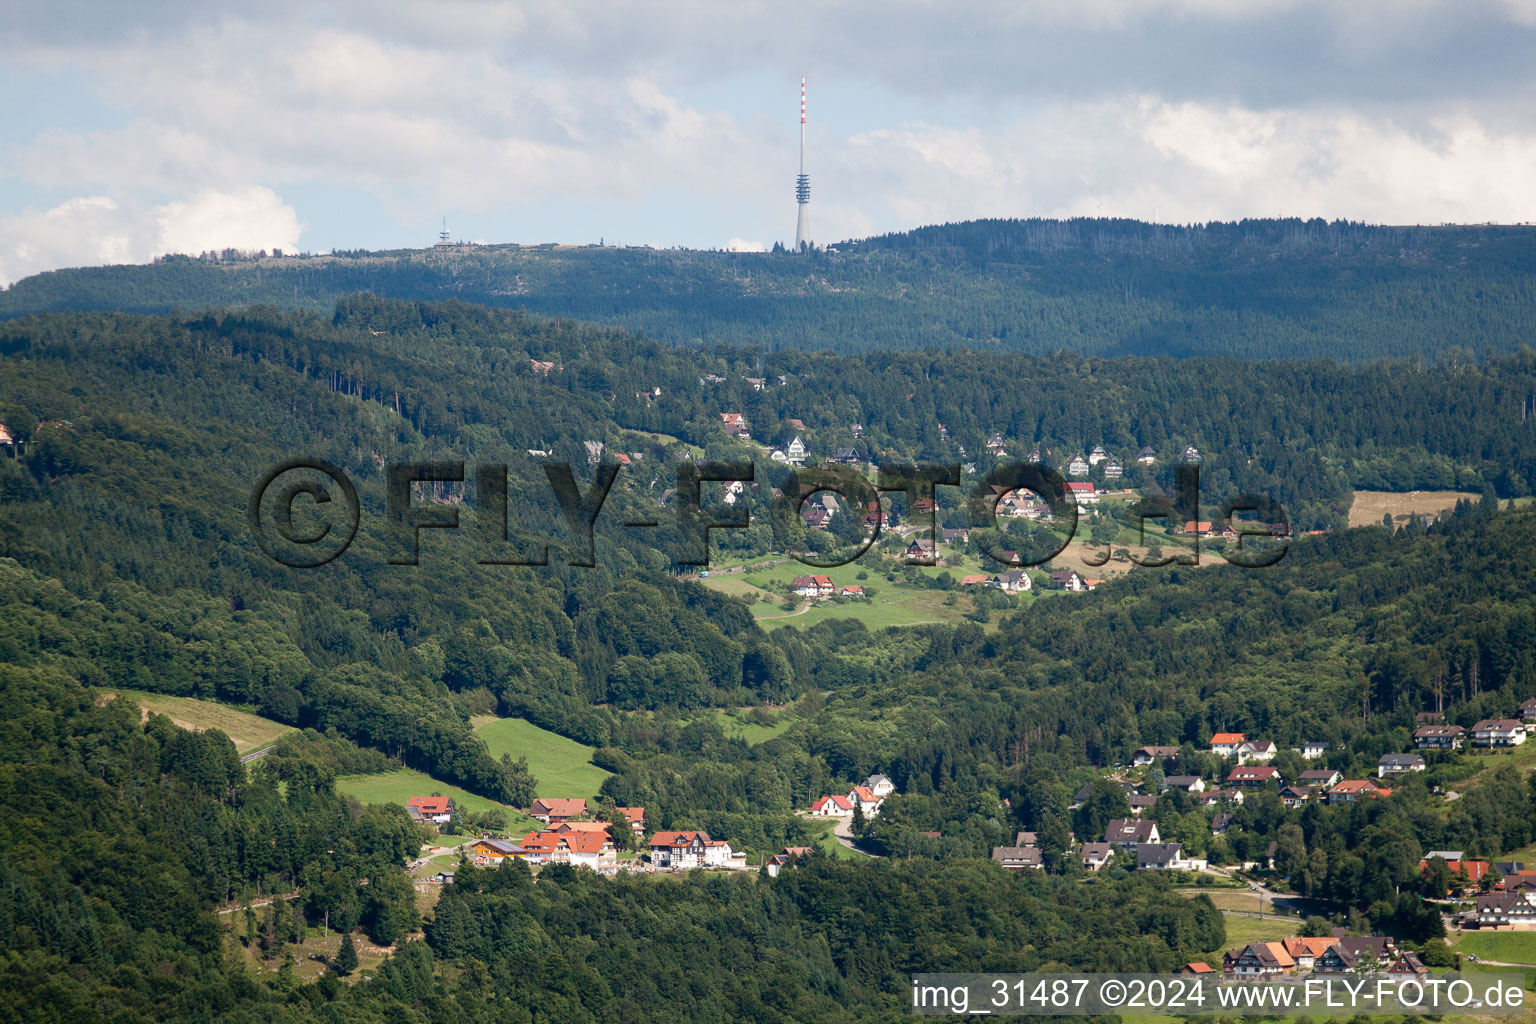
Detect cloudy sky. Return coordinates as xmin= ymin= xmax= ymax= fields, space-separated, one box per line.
xmin=4 ymin=0 xmax=1536 ymax=285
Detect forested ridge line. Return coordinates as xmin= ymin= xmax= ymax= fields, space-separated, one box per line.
xmin=6 ymin=217 xmax=1536 ymax=361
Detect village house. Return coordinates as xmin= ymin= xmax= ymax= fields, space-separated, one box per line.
xmin=1301 ymin=740 xmax=1329 ymax=759
xmin=1103 ymin=457 xmax=1124 ymax=479
xmin=1066 ymin=454 xmax=1090 ymax=476
xmin=1280 ymin=936 xmax=1338 ymax=971
xmin=521 ymin=830 xmax=618 ymax=872
xmin=583 ymin=440 xmax=604 ymax=464
xmin=991 ymin=569 xmax=1032 ymax=593
xmin=941 ymin=527 xmax=970 ymax=545
xmin=1326 ymin=779 xmax=1390 ymax=805
xmin=1138 ymin=843 xmax=1206 ymax=872
xmin=617 ymin=807 xmax=646 ymax=834
xmin=406 ymin=796 xmax=453 ymax=825
xmin=1414 ymin=724 xmax=1465 ymax=749
xmin=1127 ymin=794 xmax=1158 ymax=816
xmin=1064 ymin=481 xmax=1098 ymax=504
xmin=699 ymin=373 xmax=726 ymax=385
xmin=1377 ymin=753 xmax=1426 ymax=777
xmin=959 ymin=573 xmax=989 ymax=587
xmin=810 ymin=794 xmax=854 ymax=817
xmin=1473 ymin=719 xmax=1527 ymax=747
xmin=1299 ymin=768 xmax=1342 ymax=788
xmin=1050 ymin=569 xmax=1086 ymax=591
xmin=1478 ymin=891 xmax=1536 ymax=928
xmin=1209 ymin=732 xmax=1246 ymax=758
xmin=839 ymin=585 xmax=864 ymax=598
xmin=1182 ymin=520 xmax=1215 ymax=537
xmin=767 ymin=846 xmax=814 ymax=878
xmin=831 ymin=447 xmax=859 ymax=465
xmin=1313 ymin=937 xmax=1396 ymax=973
xmin=1132 ymin=745 xmax=1180 ymax=767
xmin=848 ymin=785 xmax=884 ymax=816
xmin=469 ymin=837 xmax=526 ymax=863
xmin=785 ymin=435 xmax=808 ymax=465
xmin=1279 ymin=785 xmax=1316 ymax=808
xmin=1179 ymin=962 xmax=1215 ymax=976
xmin=1210 ymin=812 xmax=1234 ymax=835
xmin=650 ymin=830 xmax=743 ymax=870
xmin=991 ymin=844 xmax=1044 ymax=870
xmin=1223 ymin=942 xmax=1296 ymax=976
xmin=1182 ymin=445 xmax=1202 ymax=463
xmin=1227 ymin=765 xmax=1282 ymax=788
xmin=744 ymin=377 xmax=766 ymax=391
xmin=530 ymin=797 xmax=587 ymax=824
xmin=864 ymin=774 xmax=897 ymax=799
xmin=719 ymin=412 xmax=751 ymax=439
xmin=1080 ymin=843 xmax=1116 ymax=871
xmin=905 ymin=537 xmax=937 ymax=560
xmin=1105 ymin=819 xmax=1160 ymax=848
xmin=1238 ymin=740 xmax=1277 ymax=763
xmin=1202 ymin=788 xmax=1246 ymax=806
xmin=1162 ymin=774 xmax=1206 ymax=793
xmin=1521 ymin=697 xmax=1536 ymax=723
xmin=1088 ymin=445 xmax=1108 ymax=466
xmin=791 ymin=575 xmax=835 ymax=599
xmin=1137 ymin=446 xmax=1157 ymax=465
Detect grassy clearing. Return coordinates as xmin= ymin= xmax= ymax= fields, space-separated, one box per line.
xmin=688 ymin=708 xmax=794 ymax=745
xmin=700 ymin=557 xmax=989 ymax=632
xmin=1217 ymin=912 xmax=1300 ymax=946
xmin=101 ymin=689 xmax=294 ymax=755
xmin=808 ymin=818 xmax=866 ymax=860
xmin=224 ymin=920 xmax=392 ymax=982
xmin=471 ymin=716 xmax=611 ymax=798
xmin=1452 ymin=931 xmax=1536 ymax=965
xmin=336 ymin=767 xmax=534 ymax=826
xmin=1349 ymin=489 xmax=1479 ymax=529
xmin=1183 ymin=888 xmax=1286 ymax=915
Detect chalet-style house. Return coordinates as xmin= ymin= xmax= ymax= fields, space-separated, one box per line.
xmin=1377 ymin=753 xmax=1426 ymax=777
xmin=1301 ymin=740 xmax=1329 ymax=759
xmin=1080 ymin=843 xmax=1115 ymax=871
xmin=406 ymin=796 xmax=453 ymax=825
xmin=1088 ymin=445 xmax=1108 ymax=466
xmin=1223 ymin=942 xmax=1295 ymax=976
xmin=1137 ymin=843 xmax=1206 ymax=871
xmin=905 ymin=538 xmax=937 ymax=560
xmin=650 ymin=830 xmax=743 ymax=870
xmin=719 ymin=412 xmax=750 ymax=439
xmin=1279 ymin=785 xmax=1316 ymax=808
xmin=1132 ymin=745 xmax=1179 ymax=767
xmin=1105 ymin=819 xmax=1160 ymax=847
xmin=831 ymin=447 xmax=858 ymax=464
xmin=1299 ymin=769 xmax=1342 ymax=788
xmin=530 ymin=797 xmax=587 ymax=824
xmin=1182 ymin=445 xmax=1202 ymax=463
xmin=1227 ymin=765 xmax=1281 ymax=788
xmin=1473 ymin=719 xmax=1527 ymax=747
xmin=1050 ymin=569 xmax=1086 ymax=591
xmin=1314 ymin=937 xmax=1396 ymax=973
xmin=991 ymin=844 xmax=1044 ymax=870
xmin=785 ymin=436 xmax=807 ymax=465
xmin=1066 ymin=455 xmax=1090 ymax=476
xmin=1327 ymin=779 xmax=1390 ymax=805
xmin=791 ymin=575 xmax=835 ymax=598
xmin=1414 ymin=724 xmax=1465 ymax=749
xmin=1281 ymin=936 xmax=1337 ymax=971
xmin=941 ymin=528 xmax=970 ymax=545
xmin=1478 ymin=892 xmax=1536 ymax=927
xmin=1103 ymin=457 xmax=1124 ymax=479
xmin=1209 ymin=732 xmax=1245 ymax=757
xmin=1521 ymin=697 xmax=1536 ymax=722
xmin=1137 ymin=446 xmax=1157 ymax=465
xmin=990 ymin=569 xmax=1031 ymax=593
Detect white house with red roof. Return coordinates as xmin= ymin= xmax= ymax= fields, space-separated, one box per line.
xmin=848 ymin=785 xmax=883 ymax=816
xmin=1238 ymin=740 xmax=1277 ymax=763
xmin=1210 ymin=732 xmax=1246 ymax=757
xmin=810 ymin=794 xmax=854 ymax=817
xmin=791 ymin=575 xmax=835 ymax=598
xmin=520 ymin=829 xmax=618 ymax=872
xmin=529 ymin=797 xmax=588 ymax=823
xmin=649 ymin=830 xmax=743 ymax=869
xmin=1064 ymin=481 xmax=1098 ymax=504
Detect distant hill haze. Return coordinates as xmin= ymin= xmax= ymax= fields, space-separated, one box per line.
xmin=6 ymin=218 xmax=1536 ymax=362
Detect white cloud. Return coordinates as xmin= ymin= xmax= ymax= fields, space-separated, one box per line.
xmin=0 ymin=187 xmax=302 ymax=287
xmin=725 ymin=238 xmax=766 ymax=252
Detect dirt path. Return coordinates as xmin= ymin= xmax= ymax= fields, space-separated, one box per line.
xmin=756 ymin=601 xmax=812 ymax=621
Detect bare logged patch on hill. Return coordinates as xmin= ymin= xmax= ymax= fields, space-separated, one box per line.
xmin=1349 ymin=490 xmax=1479 ymax=529
xmin=100 ymin=689 xmax=294 ymax=754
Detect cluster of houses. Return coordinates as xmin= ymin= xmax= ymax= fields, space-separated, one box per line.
xmin=1411 ymin=704 xmax=1535 ymax=750
xmin=790 ymin=575 xmax=866 ymax=600
xmin=1203 ymin=934 xmax=1426 ymax=977
xmin=990 ymin=818 xmax=1209 ymax=874
xmin=809 ymin=774 xmax=895 ymax=817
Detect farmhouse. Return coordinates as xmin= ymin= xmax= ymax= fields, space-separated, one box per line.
xmin=1313 ymin=937 xmax=1396 ymax=973
xmin=406 ymin=796 xmax=453 ymax=824
xmin=1223 ymin=942 xmax=1296 ymax=976
xmin=530 ymin=797 xmax=587 ymax=823
xmin=1472 ymin=719 xmax=1527 ymax=747
xmin=1478 ymin=892 xmax=1536 ymax=928
xmin=991 ymin=569 xmax=1031 ymax=593
xmin=791 ymin=575 xmax=835 ymax=598
xmin=1280 ymin=936 xmax=1337 ymax=971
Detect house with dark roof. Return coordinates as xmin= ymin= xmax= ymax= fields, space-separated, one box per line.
xmin=1377 ymin=753 xmax=1426 ymax=777
xmin=1227 ymin=765 xmax=1282 ymax=788
xmin=1132 ymin=745 xmax=1180 ymax=767
xmin=1414 ymin=724 xmax=1465 ymax=749
xmin=1105 ymin=819 xmax=1160 ymax=847
xmin=1223 ymin=941 xmax=1296 ymax=976
xmin=991 ymin=845 xmax=1044 ymax=870
xmin=1138 ymin=843 xmax=1205 ymax=871
xmin=1080 ymin=842 xmax=1115 ymax=871
xmin=1314 ymin=937 xmax=1396 ymax=973
xmin=1473 ymin=719 xmax=1527 ymax=747
xmin=529 ymin=797 xmax=587 ymax=823
xmin=1163 ymin=774 xmax=1206 ymax=793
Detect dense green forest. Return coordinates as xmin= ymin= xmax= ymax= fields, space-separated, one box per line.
xmin=6 ymin=218 xmax=1536 ymax=361
xmin=3 ymin=296 xmax=1536 ymax=1019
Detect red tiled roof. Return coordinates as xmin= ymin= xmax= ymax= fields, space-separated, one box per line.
xmin=530 ymin=797 xmax=587 ymax=817
xmin=1210 ymin=732 xmax=1245 ymax=745
xmin=407 ymin=796 xmax=451 ymax=815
